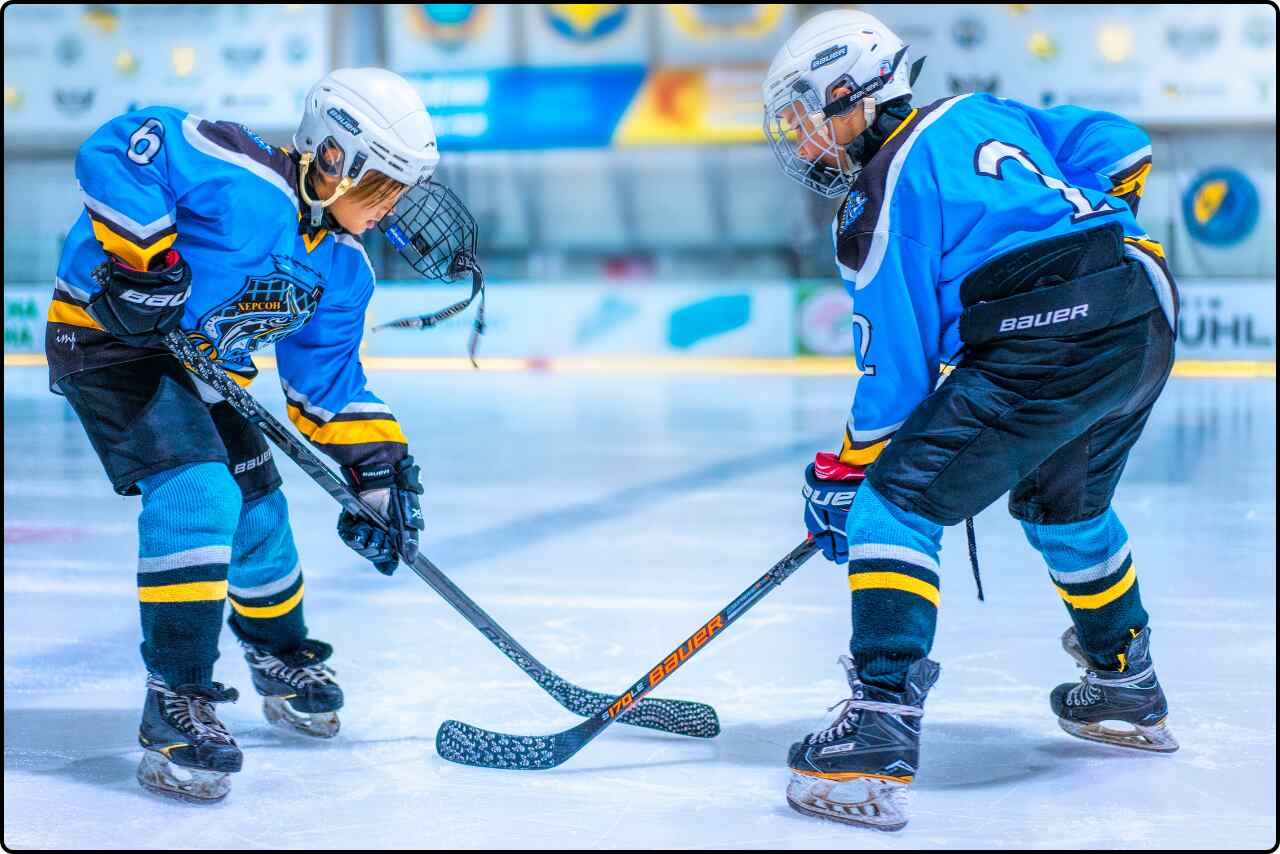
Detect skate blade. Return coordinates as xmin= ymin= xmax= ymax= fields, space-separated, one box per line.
xmin=263 ymin=697 xmax=340 ymax=739
xmin=137 ymin=750 xmax=231 ymax=803
xmin=1058 ymin=717 xmax=1180 ymax=753
xmin=785 ymin=772 xmax=909 ymax=832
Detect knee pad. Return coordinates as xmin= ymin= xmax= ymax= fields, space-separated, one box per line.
xmin=846 ymin=482 xmax=944 ymax=569
xmin=229 ymin=489 xmax=300 ymax=590
xmin=138 ymin=462 xmax=242 ymax=558
xmin=1021 ymin=507 xmax=1129 ymax=572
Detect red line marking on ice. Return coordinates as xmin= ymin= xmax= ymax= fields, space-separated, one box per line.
xmin=4 ymin=526 xmax=78 ymax=544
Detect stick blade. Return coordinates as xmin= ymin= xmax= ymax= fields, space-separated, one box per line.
xmin=572 ymin=688 xmax=720 ymax=739
xmin=436 ymin=720 xmax=574 ymax=770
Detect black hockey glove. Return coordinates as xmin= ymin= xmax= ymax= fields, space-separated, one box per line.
xmin=86 ymin=250 xmax=192 ymax=348
xmin=337 ymin=456 xmax=424 ymax=576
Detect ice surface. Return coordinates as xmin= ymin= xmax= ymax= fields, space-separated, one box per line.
xmin=4 ymin=364 xmax=1276 ymax=849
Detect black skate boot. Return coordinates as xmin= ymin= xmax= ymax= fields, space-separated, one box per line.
xmin=137 ymin=673 xmax=241 ymax=803
xmin=241 ymin=638 xmax=343 ymax=738
xmin=1051 ymin=626 xmax=1178 ymax=752
xmin=786 ymin=655 xmax=941 ymax=832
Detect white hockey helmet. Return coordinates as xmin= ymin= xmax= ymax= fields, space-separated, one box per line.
xmin=294 ymin=67 xmax=440 ymax=225
xmin=763 ymin=10 xmax=913 ymax=198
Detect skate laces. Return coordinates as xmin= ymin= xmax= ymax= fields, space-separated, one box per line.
xmin=249 ymin=649 xmax=336 ymax=689
xmin=808 ymin=658 xmax=923 ymax=745
xmin=148 ymin=676 xmax=237 ymax=744
xmin=1065 ymin=662 xmax=1155 ymax=706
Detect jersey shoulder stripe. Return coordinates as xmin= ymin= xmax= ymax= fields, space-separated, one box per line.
xmin=180 ymin=115 xmax=298 ymax=208
xmin=837 ymin=95 xmax=971 ymax=288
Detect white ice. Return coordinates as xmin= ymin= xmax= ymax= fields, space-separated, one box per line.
xmin=4 ymin=364 xmax=1276 ymax=849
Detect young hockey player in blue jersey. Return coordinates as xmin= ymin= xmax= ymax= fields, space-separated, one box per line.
xmin=47 ymin=68 xmax=471 ymax=803
xmin=763 ymin=10 xmax=1179 ymax=831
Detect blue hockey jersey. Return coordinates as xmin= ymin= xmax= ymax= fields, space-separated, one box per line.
xmin=47 ymin=106 xmax=407 ymax=469
xmin=832 ymin=93 xmax=1176 ymax=466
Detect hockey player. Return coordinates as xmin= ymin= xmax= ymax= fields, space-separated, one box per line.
xmin=764 ymin=10 xmax=1179 ymax=830
xmin=46 ymin=68 xmax=466 ymax=802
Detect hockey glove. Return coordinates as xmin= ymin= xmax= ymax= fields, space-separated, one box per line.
xmin=803 ymin=451 xmax=866 ymax=564
xmin=86 ymin=250 xmax=192 ymax=348
xmin=337 ymin=456 xmax=425 ymax=576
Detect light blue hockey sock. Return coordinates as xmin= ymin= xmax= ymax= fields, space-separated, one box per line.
xmin=1022 ymin=507 xmax=1149 ymax=669
xmin=136 ymin=462 xmax=242 ymax=687
xmin=226 ymin=488 xmax=307 ymax=654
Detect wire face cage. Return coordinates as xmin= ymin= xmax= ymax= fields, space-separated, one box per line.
xmin=380 ymin=179 xmax=478 ymax=282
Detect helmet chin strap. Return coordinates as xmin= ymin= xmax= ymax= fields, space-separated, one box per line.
xmin=297 ymin=152 xmax=354 ymax=228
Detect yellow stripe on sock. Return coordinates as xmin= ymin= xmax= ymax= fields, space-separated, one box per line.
xmin=848 ymin=572 xmax=940 ymax=607
xmin=228 ymin=584 xmax=304 ymax=619
xmin=138 ymin=580 xmax=228 ymax=603
xmin=1054 ymin=565 xmax=1137 ymax=610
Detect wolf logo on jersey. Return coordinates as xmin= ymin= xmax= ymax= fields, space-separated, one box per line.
xmin=192 ymin=255 xmax=325 ymax=362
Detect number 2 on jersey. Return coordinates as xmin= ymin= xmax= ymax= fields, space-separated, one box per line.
xmin=975 ymin=139 xmax=1120 ymax=223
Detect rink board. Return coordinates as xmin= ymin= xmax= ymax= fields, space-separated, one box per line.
xmin=5 ymin=279 xmax=1276 ymax=361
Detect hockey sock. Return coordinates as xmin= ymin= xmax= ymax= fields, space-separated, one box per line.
xmin=226 ymin=489 xmax=308 ymax=653
xmin=1022 ymin=508 xmax=1149 ymax=670
xmin=845 ymin=482 xmax=943 ymax=691
xmin=136 ymin=462 xmax=241 ymax=688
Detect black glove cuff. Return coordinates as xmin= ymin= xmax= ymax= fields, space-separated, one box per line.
xmin=344 ymin=455 xmax=422 ymax=493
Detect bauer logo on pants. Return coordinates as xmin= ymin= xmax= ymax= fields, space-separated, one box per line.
xmin=999 ymin=304 xmax=1088 ymax=333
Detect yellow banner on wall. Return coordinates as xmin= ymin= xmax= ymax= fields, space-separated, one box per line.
xmin=614 ymin=65 xmax=767 ymax=144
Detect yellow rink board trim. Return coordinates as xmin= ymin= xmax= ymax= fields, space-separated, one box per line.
xmin=4 ymin=353 xmax=1275 ymax=378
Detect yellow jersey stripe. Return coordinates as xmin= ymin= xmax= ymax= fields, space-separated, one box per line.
xmin=883 ymin=109 xmax=919 ymax=147
xmin=848 ymin=571 xmax=940 ymax=607
xmin=229 ymin=584 xmax=304 ymax=619
xmin=138 ymin=580 xmax=228 ymax=603
xmin=288 ymin=403 xmax=407 ymax=446
xmin=839 ymin=436 xmax=889 ymax=466
xmin=1109 ymin=161 xmax=1151 ymax=198
xmin=91 ymin=219 xmax=177 ymax=271
xmin=1054 ymin=565 xmax=1137 ymax=610
xmin=48 ymin=299 xmax=104 ymax=331
xmin=1124 ymin=236 xmax=1166 ymax=259
xmin=287 ymin=403 xmax=324 ymax=436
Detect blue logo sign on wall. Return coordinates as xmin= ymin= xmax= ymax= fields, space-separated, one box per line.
xmin=668 ymin=294 xmax=750 ymax=349
xmin=576 ymin=294 xmax=637 ymax=345
xmin=1182 ymin=168 xmax=1259 ymax=247
xmin=545 ymin=5 xmax=628 ymax=42
xmin=408 ymin=5 xmax=489 ymax=49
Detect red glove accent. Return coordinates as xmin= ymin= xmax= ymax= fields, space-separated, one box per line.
xmin=813 ymin=451 xmax=867 ymax=482
xmin=111 ymin=249 xmax=181 ymax=273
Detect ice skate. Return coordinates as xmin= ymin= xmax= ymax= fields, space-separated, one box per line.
xmin=786 ymin=656 xmax=940 ymax=832
xmin=136 ymin=674 xmax=242 ymax=803
xmin=1051 ymin=626 xmax=1178 ymax=753
xmin=241 ymin=638 xmax=343 ymax=738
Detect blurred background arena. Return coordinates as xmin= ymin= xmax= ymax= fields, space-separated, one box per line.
xmin=3 ymin=8 xmax=1276 ymax=847
xmin=3 ymin=4 xmax=1275 ymax=366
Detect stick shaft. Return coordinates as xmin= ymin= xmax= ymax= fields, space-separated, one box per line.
xmin=437 ymin=538 xmax=820 ymax=769
xmin=161 ymin=332 xmax=719 ymax=737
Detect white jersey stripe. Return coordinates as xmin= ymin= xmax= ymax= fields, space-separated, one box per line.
xmin=77 ymin=183 xmax=176 ymax=240
xmin=181 ymin=114 xmax=297 ymax=208
xmin=1100 ymin=145 xmax=1152 ymax=179
xmin=855 ymin=94 xmax=972 ymax=292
